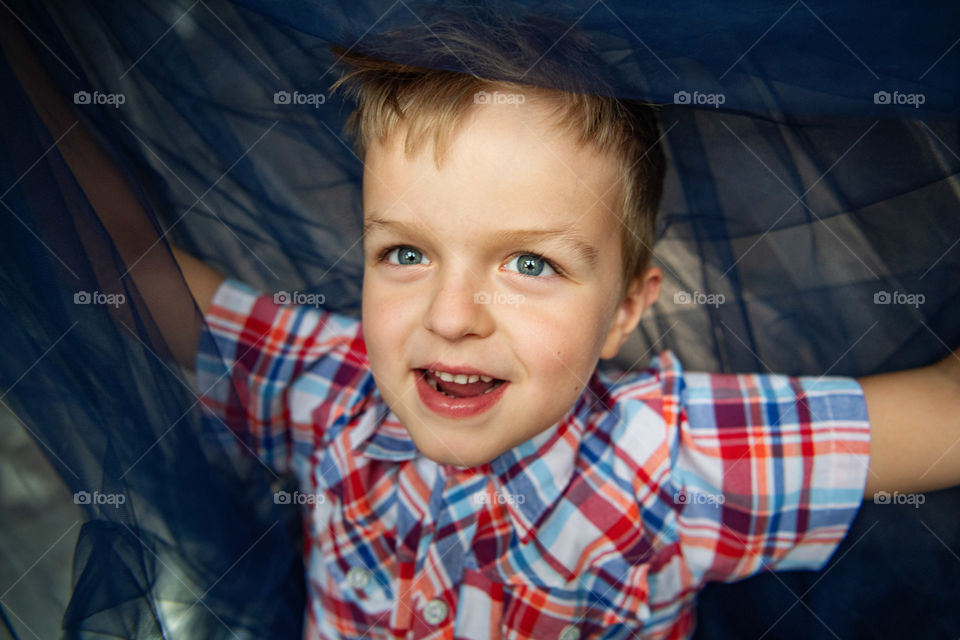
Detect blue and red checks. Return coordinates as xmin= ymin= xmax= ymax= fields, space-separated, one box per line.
xmin=196 ymin=279 xmax=871 ymax=640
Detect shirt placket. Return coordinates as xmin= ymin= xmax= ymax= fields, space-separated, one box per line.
xmin=389 ymin=459 xmax=462 ymax=640
xmin=418 ymin=466 xmax=490 ymax=639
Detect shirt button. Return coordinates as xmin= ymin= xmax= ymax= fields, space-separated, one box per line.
xmin=559 ymin=624 xmax=580 ymax=640
xmin=346 ymin=566 xmax=371 ymax=589
xmin=422 ymin=598 xmax=448 ymax=625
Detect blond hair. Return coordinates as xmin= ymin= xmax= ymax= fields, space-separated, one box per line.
xmin=329 ymin=16 xmax=665 ymax=299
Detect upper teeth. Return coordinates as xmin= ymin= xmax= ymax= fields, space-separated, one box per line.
xmin=429 ymin=370 xmax=493 ymax=384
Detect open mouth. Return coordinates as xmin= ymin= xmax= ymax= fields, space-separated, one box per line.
xmin=413 ymin=367 xmax=511 ymax=418
xmin=416 ymin=369 xmax=507 ymax=398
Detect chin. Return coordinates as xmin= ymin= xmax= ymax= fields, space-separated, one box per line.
xmin=411 ymin=433 xmax=499 ymax=469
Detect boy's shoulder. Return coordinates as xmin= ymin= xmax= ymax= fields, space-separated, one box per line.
xmin=594 ymin=350 xmax=683 ymax=405
xmin=587 ymin=349 xmax=870 ymax=480
xmin=588 ymin=350 xmax=683 ymax=443
xmin=200 ymin=276 xmax=371 ymax=415
xmin=561 ymin=352 xmax=684 ymax=497
xmin=206 ymin=277 xmax=365 ymax=356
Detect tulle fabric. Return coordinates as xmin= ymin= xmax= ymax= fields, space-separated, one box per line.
xmin=0 ymin=1 xmax=958 ymax=638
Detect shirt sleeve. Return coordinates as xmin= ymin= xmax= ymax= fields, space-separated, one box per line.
xmin=657 ymin=350 xmax=871 ymax=584
xmin=194 ymin=278 xmax=365 ymax=476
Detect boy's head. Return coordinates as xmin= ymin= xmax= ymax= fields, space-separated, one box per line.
xmin=331 ymin=16 xmax=665 ymax=468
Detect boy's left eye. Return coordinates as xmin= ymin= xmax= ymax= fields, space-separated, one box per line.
xmin=504 ymin=253 xmax=558 ymax=277
xmin=384 ymin=246 xmax=431 ymax=265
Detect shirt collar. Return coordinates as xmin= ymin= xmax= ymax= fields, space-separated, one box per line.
xmin=351 ymin=371 xmax=613 ymax=542
xmin=349 ymin=397 xmax=417 ymax=460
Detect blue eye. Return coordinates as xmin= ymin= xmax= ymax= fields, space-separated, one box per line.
xmin=385 ymin=245 xmax=430 ymax=265
xmin=506 ymin=253 xmax=558 ymax=277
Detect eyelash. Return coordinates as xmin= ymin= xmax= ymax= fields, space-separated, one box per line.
xmin=376 ymin=245 xmax=565 ymax=277
xmin=375 ymin=245 xmax=412 ymax=264
xmin=511 ymin=250 xmax=565 ymax=277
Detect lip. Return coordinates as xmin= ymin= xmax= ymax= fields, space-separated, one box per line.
xmin=415 ymin=369 xmax=509 ymax=418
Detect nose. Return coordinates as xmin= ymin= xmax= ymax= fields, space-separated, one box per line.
xmin=422 ymin=266 xmax=494 ymax=341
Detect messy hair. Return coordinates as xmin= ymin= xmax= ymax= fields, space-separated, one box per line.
xmin=329 ymin=11 xmax=665 ymax=298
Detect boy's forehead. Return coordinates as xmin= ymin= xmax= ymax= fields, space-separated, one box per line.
xmin=362 ymin=98 xmax=621 ymax=233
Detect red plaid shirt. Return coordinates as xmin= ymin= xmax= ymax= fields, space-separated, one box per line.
xmin=197 ymin=279 xmax=871 ymax=639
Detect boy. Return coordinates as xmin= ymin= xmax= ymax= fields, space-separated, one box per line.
xmin=176 ymin=46 xmax=960 ymax=640
xmin=5 ymin=11 xmax=959 ymax=640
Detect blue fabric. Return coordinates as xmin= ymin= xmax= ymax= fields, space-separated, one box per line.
xmin=0 ymin=1 xmax=958 ymax=638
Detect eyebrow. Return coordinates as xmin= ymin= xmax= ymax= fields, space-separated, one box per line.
xmin=363 ymin=215 xmax=600 ymax=267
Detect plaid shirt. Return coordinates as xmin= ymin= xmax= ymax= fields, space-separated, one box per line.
xmin=196 ymin=279 xmax=871 ymax=640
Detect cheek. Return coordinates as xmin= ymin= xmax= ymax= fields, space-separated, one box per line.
xmin=362 ymin=278 xmax=413 ymax=365
xmin=511 ymin=303 xmax=604 ymax=386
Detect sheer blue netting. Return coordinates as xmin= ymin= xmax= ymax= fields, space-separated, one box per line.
xmin=0 ymin=0 xmax=958 ymax=638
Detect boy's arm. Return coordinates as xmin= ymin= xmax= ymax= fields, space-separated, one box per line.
xmin=1 ymin=15 xmax=220 ymax=369
xmin=859 ymin=347 xmax=960 ymax=497
xmin=171 ymin=247 xmax=225 ymax=317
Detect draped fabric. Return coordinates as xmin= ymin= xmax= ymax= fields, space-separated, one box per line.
xmin=0 ymin=1 xmax=958 ymax=638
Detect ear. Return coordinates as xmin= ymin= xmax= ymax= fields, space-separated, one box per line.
xmin=600 ymin=266 xmax=662 ymax=359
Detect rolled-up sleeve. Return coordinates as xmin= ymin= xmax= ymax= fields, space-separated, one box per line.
xmin=658 ymin=351 xmax=871 ymax=584
xmin=195 ymin=278 xmax=363 ymax=475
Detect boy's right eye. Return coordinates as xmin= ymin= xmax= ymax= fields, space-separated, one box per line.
xmin=384 ymin=245 xmax=431 ymax=265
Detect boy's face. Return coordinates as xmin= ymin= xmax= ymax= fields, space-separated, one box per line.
xmin=361 ymin=95 xmax=660 ymax=468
